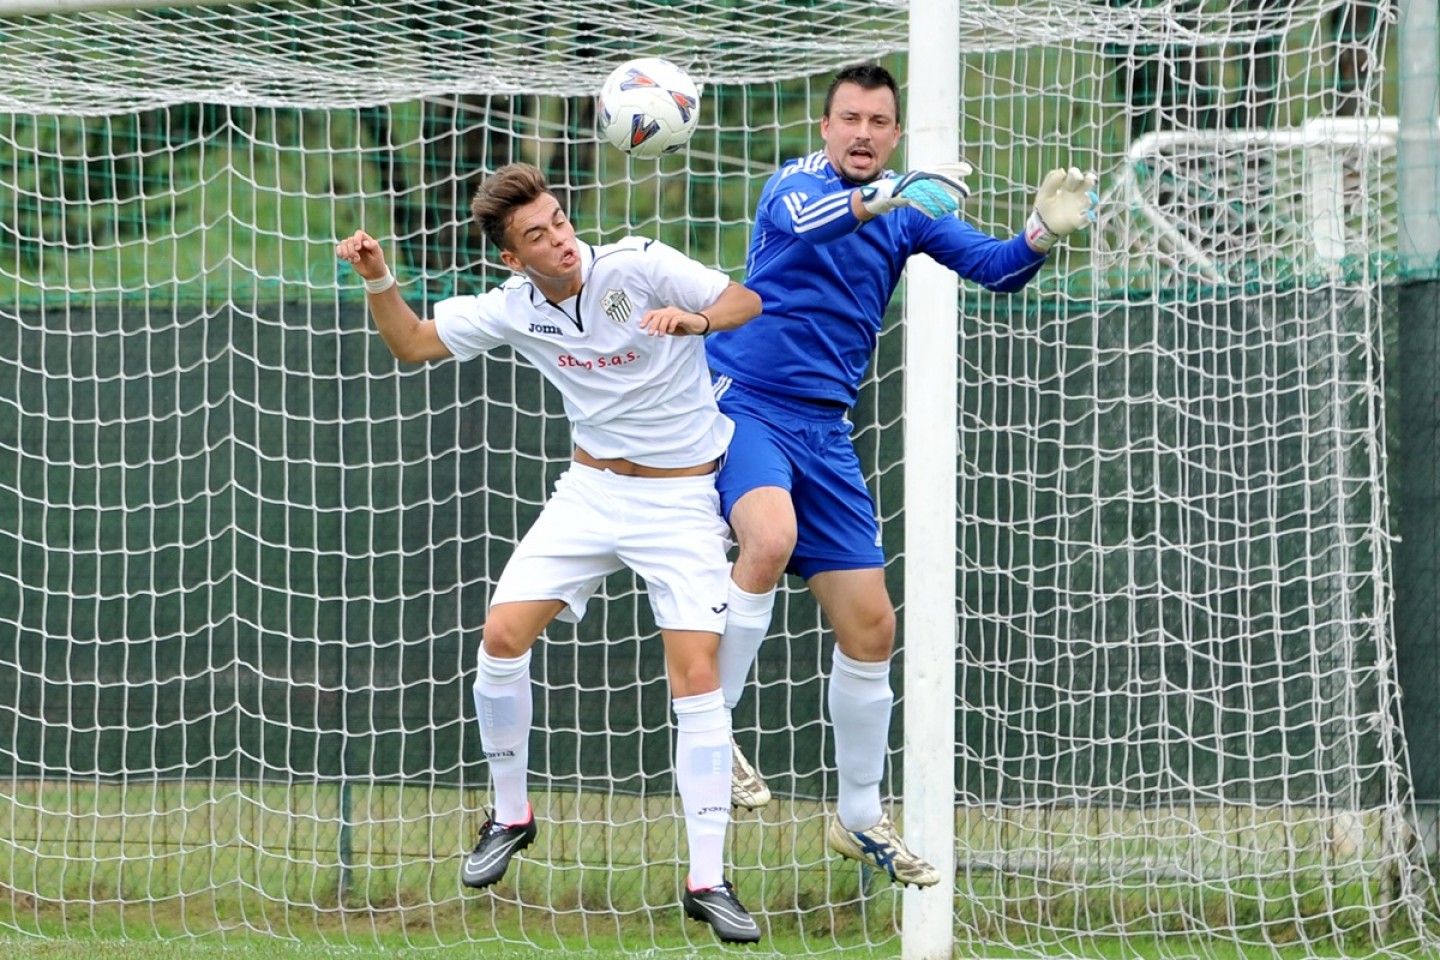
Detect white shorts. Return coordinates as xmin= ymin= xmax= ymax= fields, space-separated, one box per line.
xmin=489 ymin=462 xmax=732 ymax=633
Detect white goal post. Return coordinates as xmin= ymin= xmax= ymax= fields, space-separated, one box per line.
xmin=0 ymin=0 xmax=1436 ymax=958
xmin=902 ymin=3 xmax=961 ymax=956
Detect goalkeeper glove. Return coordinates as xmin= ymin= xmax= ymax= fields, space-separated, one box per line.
xmin=859 ymin=162 xmax=973 ymax=219
xmin=1024 ymin=167 xmax=1100 ymax=253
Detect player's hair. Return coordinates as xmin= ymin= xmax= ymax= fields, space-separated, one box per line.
xmin=471 ymin=162 xmax=553 ymax=252
xmin=823 ymin=63 xmax=901 ymax=123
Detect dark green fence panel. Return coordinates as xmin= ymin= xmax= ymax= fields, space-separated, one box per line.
xmin=0 ymin=291 xmax=1400 ymax=810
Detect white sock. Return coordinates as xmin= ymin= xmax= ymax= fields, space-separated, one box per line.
xmin=828 ymin=648 xmax=892 ymax=831
xmin=717 ymin=579 xmax=776 ymax=712
xmin=672 ymin=689 xmax=731 ymax=889
xmin=473 ymin=647 xmax=533 ymax=825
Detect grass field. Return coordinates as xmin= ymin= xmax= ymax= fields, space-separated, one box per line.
xmin=3 ymin=932 xmax=1434 ymax=960
xmin=3 ymin=780 xmax=1436 ymax=958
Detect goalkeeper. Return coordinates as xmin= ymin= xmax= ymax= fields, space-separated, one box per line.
xmin=708 ymin=63 xmax=1098 ymax=886
xmin=336 ymin=162 xmax=764 ymax=943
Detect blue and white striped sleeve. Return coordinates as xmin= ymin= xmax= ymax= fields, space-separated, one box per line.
xmin=761 ymin=177 xmax=863 ymax=245
xmin=918 ymin=217 xmax=1048 ymax=294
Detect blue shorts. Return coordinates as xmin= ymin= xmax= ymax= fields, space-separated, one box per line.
xmin=713 ymin=378 xmax=884 ymax=580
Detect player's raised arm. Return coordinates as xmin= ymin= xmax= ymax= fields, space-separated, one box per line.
xmin=764 ymin=161 xmax=975 ymax=243
xmin=854 ymin=161 xmax=974 ymax=221
xmin=335 ymin=230 xmax=452 ymax=363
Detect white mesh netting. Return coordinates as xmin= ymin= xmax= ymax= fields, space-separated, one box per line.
xmin=0 ymin=0 xmax=1435 ymax=955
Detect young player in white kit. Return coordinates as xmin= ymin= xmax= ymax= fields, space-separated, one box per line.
xmin=335 ymin=162 xmax=763 ymax=943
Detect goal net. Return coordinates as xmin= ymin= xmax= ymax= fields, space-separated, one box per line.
xmin=0 ymin=0 xmax=1434 ymax=955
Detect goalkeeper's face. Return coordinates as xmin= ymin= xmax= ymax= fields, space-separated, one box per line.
xmin=821 ymin=82 xmax=901 ymax=185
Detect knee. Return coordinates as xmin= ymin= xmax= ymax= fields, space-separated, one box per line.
xmin=481 ymin=614 xmax=535 ymax=660
xmin=672 ymin=661 xmax=720 ymax=699
xmin=867 ymin=606 xmax=898 ymax=656
xmin=668 ymin=642 xmax=720 ymax=698
xmin=736 ymin=525 xmax=795 ymax=586
xmin=837 ymin=604 xmax=896 ymax=662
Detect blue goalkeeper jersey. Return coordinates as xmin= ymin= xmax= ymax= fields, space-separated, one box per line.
xmin=706 ymin=150 xmax=1047 ymax=407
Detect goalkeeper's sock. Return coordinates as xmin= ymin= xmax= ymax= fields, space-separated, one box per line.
xmin=717 ymin=578 xmax=776 ymax=712
xmin=672 ymin=689 xmax=731 ymax=890
xmin=473 ymin=647 xmax=533 ymax=826
xmin=828 ymin=648 xmax=892 ymax=831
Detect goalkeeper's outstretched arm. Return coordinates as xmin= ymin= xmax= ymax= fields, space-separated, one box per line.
xmin=765 ymin=162 xmax=976 ymax=246
xmin=336 ymin=229 xmax=452 ymax=364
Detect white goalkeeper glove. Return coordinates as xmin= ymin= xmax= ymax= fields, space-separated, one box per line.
xmin=859 ymin=162 xmax=973 ymax=219
xmin=1024 ymin=167 xmax=1100 ymax=253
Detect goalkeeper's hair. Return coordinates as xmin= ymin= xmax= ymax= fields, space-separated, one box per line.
xmin=471 ymin=162 xmax=553 ymax=252
xmin=824 ymin=63 xmax=901 ymax=123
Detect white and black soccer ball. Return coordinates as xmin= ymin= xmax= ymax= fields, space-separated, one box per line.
xmin=597 ymin=57 xmax=700 ymax=160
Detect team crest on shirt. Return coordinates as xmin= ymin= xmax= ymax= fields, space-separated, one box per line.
xmin=601 ymin=288 xmax=633 ymax=325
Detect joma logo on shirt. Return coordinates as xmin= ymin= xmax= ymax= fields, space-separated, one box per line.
xmin=528 ymin=322 xmax=563 ymax=335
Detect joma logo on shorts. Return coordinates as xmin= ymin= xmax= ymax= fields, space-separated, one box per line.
xmin=529 ymin=322 xmax=563 ymax=335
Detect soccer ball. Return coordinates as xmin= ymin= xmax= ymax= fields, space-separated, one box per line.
xmin=597 ymin=57 xmax=700 ymax=160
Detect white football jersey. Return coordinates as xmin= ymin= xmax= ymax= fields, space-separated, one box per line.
xmin=432 ymin=238 xmax=733 ymax=467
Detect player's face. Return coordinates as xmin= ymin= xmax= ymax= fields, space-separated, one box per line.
xmin=500 ymin=193 xmax=581 ymax=293
xmin=821 ymin=82 xmax=901 ymax=184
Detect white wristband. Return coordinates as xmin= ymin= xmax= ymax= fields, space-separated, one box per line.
xmin=1024 ymin=210 xmax=1058 ymax=253
xmin=363 ymin=271 xmax=396 ymax=294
